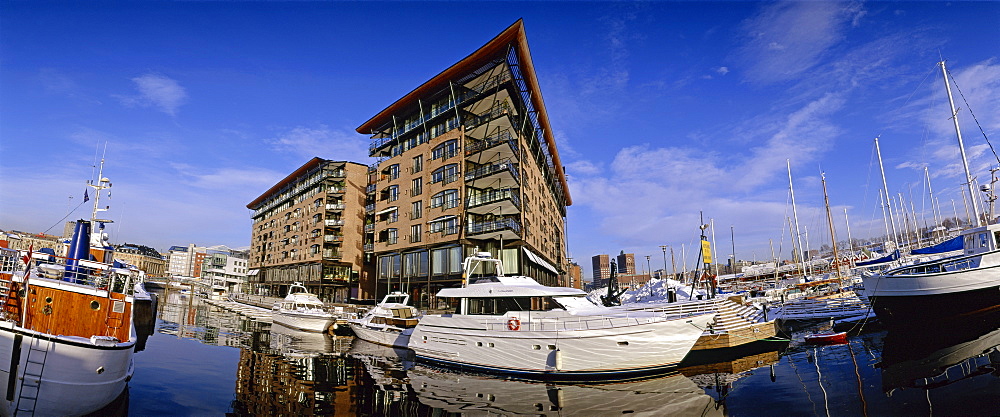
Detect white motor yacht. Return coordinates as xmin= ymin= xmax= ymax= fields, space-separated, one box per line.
xmin=348 ymin=292 xmax=420 ymax=348
xmin=407 ymin=253 xmax=715 ymax=379
xmin=271 ymin=282 xmax=335 ymax=333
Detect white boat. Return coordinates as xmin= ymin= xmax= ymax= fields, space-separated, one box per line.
xmin=862 ymin=223 xmax=1000 ymax=325
xmin=271 ymin=282 xmax=334 ymax=333
xmin=0 ymin=163 xmax=137 ymax=416
xmin=347 ymin=292 xmax=420 ymax=348
xmin=407 ymin=252 xmax=716 ymax=379
xmin=861 ymin=61 xmax=1000 ymax=326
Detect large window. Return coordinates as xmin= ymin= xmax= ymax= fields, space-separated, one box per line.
xmin=411 ymin=178 xmax=422 ymax=196
xmin=431 ymin=139 xmax=459 ymax=160
xmin=411 ymin=201 xmax=422 ymax=220
xmin=431 ymin=246 xmax=463 ymax=275
xmin=429 ymin=216 xmax=459 ymax=235
xmin=402 ymin=250 xmax=429 ymax=278
xmin=412 ymin=155 xmax=423 ymax=173
xmin=431 ymin=164 xmax=459 ymax=184
xmin=410 ymin=224 xmax=422 ymax=243
xmin=430 ymin=189 xmax=459 ymax=209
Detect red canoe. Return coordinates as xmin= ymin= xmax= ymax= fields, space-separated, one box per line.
xmin=804 ymin=331 xmax=848 ymax=344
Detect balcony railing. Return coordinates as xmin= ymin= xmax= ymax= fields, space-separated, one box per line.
xmin=324 ymin=219 xmax=344 ymax=227
xmin=326 ymin=203 xmax=345 ymax=211
xmin=465 ymin=159 xmax=520 ymax=184
xmin=364 ymin=243 xmax=374 ymax=252
xmin=366 ymin=184 xmax=376 ymax=194
xmin=465 ymin=131 xmax=519 ymax=157
xmin=364 ymin=223 xmax=375 ymax=233
xmin=467 ymin=189 xmax=522 ymax=210
xmin=323 ymin=250 xmax=342 ymax=259
xmin=467 ymin=218 xmax=522 ymax=236
xmin=324 ymin=235 xmax=344 ymax=243
xmin=369 ymin=71 xmax=513 ymax=153
xmin=365 ymin=204 xmax=375 ymax=213
xmin=328 ymin=187 xmax=345 ymax=194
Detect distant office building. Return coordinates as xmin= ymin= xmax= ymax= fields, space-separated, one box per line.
xmin=357 ymin=20 xmax=571 ymax=307
xmin=201 ymin=245 xmax=250 ymax=295
xmin=616 ymin=252 xmax=636 ymax=275
xmin=592 ymin=254 xmax=610 ymax=282
xmin=167 ymin=244 xmax=204 ymax=277
xmin=567 ymin=262 xmax=582 ymax=290
xmin=247 ymin=158 xmax=369 ymax=302
xmin=114 ymin=244 xmax=167 ymax=278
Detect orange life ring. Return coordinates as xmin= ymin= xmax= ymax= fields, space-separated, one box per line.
xmin=507 ymin=318 xmax=520 ymax=331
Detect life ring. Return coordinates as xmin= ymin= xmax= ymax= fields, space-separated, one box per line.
xmin=507 ymin=318 xmax=520 ymax=331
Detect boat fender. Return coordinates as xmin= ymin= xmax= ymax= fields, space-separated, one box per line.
xmin=507 ymin=317 xmax=520 ymax=331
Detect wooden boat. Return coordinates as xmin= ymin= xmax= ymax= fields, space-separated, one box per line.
xmin=0 ymin=161 xmax=138 ymax=416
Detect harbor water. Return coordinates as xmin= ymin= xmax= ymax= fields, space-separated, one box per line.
xmin=118 ymin=289 xmax=1000 ymax=416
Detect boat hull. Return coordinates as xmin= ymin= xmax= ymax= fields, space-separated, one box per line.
xmin=348 ymin=323 xmax=411 ymax=349
xmin=408 ymin=313 xmax=715 ymax=379
xmin=0 ymin=325 xmax=134 ymax=417
xmin=867 ymin=285 xmax=1000 ymax=326
xmin=271 ymin=311 xmax=334 ymax=333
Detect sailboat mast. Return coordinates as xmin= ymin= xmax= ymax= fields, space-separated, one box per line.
xmin=926 ymin=167 xmax=942 ymax=240
xmin=875 ymin=137 xmax=899 ymax=247
xmin=821 ymin=172 xmax=842 ymax=279
xmin=787 ymin=160 xmax=805 ymax=273
xmin=844 ymin=208 xmax=855 ymax=265
xmin=940 ymin=61 xmax=982 ymax=227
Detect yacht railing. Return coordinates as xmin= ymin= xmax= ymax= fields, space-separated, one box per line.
xmin=481 ymin=311 xmax=710 ymax=332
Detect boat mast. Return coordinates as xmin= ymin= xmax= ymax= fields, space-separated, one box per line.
xmin=926 ymin=167 xmax=943 ymax=240
xmin=821 ymin=172 xmax=842 ymax=279
xmin=786 ymin=160 xmax=805 ymax=274
xmin=941 ymin=60 xmax=982 ymax=227
xmin=844 ymin=208 xmax=855 ymax=266
xmin=875 ymin=137 xmax=899 ymax=248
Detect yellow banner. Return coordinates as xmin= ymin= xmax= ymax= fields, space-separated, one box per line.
xmin=701 ymin=240 xmax=713 ymax=264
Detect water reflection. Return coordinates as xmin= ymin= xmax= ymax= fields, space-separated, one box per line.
xmin=880 ymin=310 xmax=1000 ymax=393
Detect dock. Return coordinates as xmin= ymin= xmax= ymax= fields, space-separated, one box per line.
xmin=768 ymin=292 xmax=873 ymax=322
xmin=622 ymin=297 xmax=779 ymax=351
xmin=203 ymin=298 xmax=273 ymax=323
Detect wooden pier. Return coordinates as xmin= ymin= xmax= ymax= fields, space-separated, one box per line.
xmin=622 ymin=297 xmax=778 ymax=351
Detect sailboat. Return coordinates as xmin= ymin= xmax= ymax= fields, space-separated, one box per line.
xmin=861 ymin=61 xmax=1000 ymax=326
xmin=0 ymin=159 xmax=137 ymax=416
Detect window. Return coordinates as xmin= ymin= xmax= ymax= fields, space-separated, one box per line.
xmin=431 ymin=164 xmax=459 ymax=184
xmin=411 ymin=201 xmax=422 ymax=220
xmin=432 ymin=139 xmax=459 ymax=160
xmin=412 ymin=155 xmax=423 ymax=173
xmin=429 ymin=215 xmax=459 ymax=235
xmin=410 ymin=224 xmax=422 ymax=243
xmin=313 ymin=214 xmax=321 ymax=224
xmin=431 ymin=246 xmax=464 ymax=275
xmin=411 ymin=178 xmax=422 ymax=196
xmin=314 ymin=198 xmax=323 ymax=208
xmin=382 ymin=185 xmax=399 ymax=202
xmin=385 ymin=164 xmax=400 ymax=181
xmin=431 ymin=189 xmax=459 ymax=209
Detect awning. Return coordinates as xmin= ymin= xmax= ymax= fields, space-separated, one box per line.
xmin=430 ymin=215 xmax=457 ymax=223
xmin=247 ymin=269 xmax=259 ymax=276
xmin=375 ymin=206 xmax=398 ymax=215
xmin=522 ymin=247 xmax=558 ymax=275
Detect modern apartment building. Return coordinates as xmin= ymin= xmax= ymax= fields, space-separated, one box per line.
xmin=591 ymin=254 xmax=610 ymax=282
xmin=247 ymin=158 xmax=368 ymax=302
xmin=567 ymin=262 xmax=582 ymax=290
xmin=356 ymin=20 xmax=571 ymax=307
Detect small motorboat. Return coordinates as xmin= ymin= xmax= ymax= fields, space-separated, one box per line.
xmin=804 ymin=331 xmax=848 ymax=344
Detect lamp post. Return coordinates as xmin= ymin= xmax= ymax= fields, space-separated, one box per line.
xmin=659 ymin=245 xmax=668 ymax=280
xmin=645 ymin=255 xmax=651 ymax=279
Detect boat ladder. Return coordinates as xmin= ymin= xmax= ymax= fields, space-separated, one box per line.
xmin=14 ymin=336 xmax=51 ymax=417
xmin=105 ymin=293 xmax=127 ymax=336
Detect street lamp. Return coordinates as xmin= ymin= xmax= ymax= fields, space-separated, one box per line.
xmin=645 ymin=255 xmax=651 ymax=278
xmin=659 ymin=245 xmax=668 ymax=280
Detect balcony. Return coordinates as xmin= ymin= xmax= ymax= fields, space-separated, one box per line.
xmin=366 ymin=184 xmax=376 ymax=194
xmin=328 ymin=186 xmax=345 ymax=194
xmin=369 ymin=71 xmax=513 ymax=157
xmin=324 ymin=235 xmax=344 ymax=243
xmin=364 ymin=243 xmax=374 ymax=253
xmin=465 ymin=159 xmax=520 ymax=188
xmin=466 ymin=217 xmax=522 ymax=241
xmin=466 ymin=188 xmax=521 ymax=215
xmin=464 ymin=101 xmax=521 ymax=140
xmin=326 ymin=203 xmax=345 ymax=211
xmin=364 ymin=223 xmax=375 ymax=233
xmin=324 ymin=219 xmax=344 ymax=227
xmin=365 ymin=203 xmax=375 ymax=213
xmin=465 ymin=130 xmax=519 ymax=161
xmin=323 ymin=250 xmax=343 ymax=260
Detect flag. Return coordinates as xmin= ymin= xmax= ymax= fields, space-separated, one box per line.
xmin=84 ymin=189 xmax=90 ymax=202
xmin=21 ymin=244 xmax=32 ymax=265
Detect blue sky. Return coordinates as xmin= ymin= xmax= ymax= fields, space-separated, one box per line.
xmin=2 ymin=2 xmax=998 ymax=279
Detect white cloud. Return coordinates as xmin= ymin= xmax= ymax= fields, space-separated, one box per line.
xmin=716 ymin=67 xmax=730 ymax=76
xmin=117 ymin=73 xmax=188 ymax=116
xmin=736 ymin=2 xmax=866 ymax=84
xmin=268 ymin=125 xmax=371 ymax=162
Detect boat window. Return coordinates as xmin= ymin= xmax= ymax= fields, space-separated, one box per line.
xmin=465 ymin=297 xmax=531 ymax=315
xmin=980 ymin=233 xmax=990 ymax=249
xmin=995 ymin=231 xmax=1000 ymax=248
